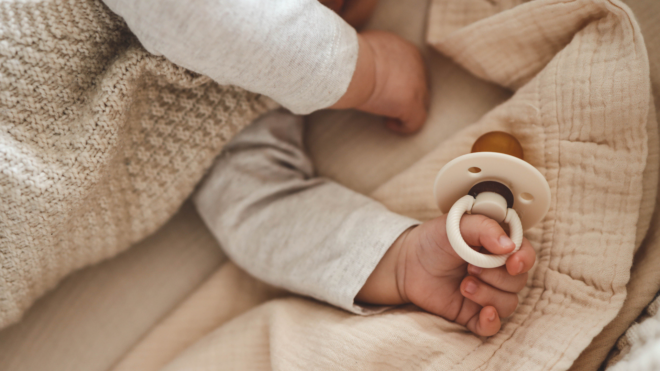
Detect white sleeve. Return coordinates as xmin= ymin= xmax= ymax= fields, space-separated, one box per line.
xmin=102 ymin=0 xmax=358 ymax=114
xmin=193 ymin=110 xmax=419 ymax=314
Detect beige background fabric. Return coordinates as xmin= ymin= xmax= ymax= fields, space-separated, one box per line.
xmin=1 ymin=0 xmax=659 ymax=371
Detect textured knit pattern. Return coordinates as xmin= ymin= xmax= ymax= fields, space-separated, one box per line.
xmin=109 ymin=1 xmax=655 ymax=370
xmin=606 ymin=296 xmax=660 ymax=371
xmin=0 ymin=0 xmax=277 ymax=328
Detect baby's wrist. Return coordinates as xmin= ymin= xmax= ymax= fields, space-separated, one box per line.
xmin=355 ymin=227 xmax=412 ymax=306
xmin=328 ymin=33 xmax=376 ymax=110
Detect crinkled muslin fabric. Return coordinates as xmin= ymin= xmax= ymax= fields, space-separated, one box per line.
xmin=114 ymin=1 xmax=658 ymax=370
xmin=0 ymin=0 xmax=277 ymax=328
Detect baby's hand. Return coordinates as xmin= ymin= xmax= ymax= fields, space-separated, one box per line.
xmin=330 ymin=31 xmax=429 ymax=134
xmin=357 ymin=215 xmax=536 ymax=336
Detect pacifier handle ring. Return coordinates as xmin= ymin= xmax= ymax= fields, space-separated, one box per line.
xmin=446 ymin=195 xmax=524 ymax=268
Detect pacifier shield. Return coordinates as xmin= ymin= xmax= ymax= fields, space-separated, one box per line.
xmin=434 ymin=152 xmax=551 ymax=231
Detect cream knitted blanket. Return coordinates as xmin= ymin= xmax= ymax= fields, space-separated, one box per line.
xmin=112 ymin=0 xmax=658 ymax=370
xmin=0 ymin=0 xmax=277 ymax=328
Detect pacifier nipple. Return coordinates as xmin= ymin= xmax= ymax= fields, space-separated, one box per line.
xmin=471 ymin=131 xmax=524 ymax=160
xmin=471 ymin=192 xmax=508 ymax=223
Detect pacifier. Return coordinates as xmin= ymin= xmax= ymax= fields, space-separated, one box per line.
xmin=433 ymin=132 xmax=551 ymax=268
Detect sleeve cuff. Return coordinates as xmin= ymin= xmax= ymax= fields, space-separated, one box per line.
xmin=279 ymin=6 xmax=359 ymax=114
xmin=320 ymin=208 xmax=419 ymax=315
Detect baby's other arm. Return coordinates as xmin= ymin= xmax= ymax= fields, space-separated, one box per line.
xmin=194 ymin=110 xmax=418 ymax=314
xmin=102 ymin=0 xmax=359 ymax=114
xmin=101 ymin=0 xmax=428 ymax=132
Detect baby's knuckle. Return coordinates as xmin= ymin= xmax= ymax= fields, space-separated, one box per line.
xmin=479 ymin=217 xmax=500 ymax=233
xmin=494 ymin=272 xmax=509 ymax=288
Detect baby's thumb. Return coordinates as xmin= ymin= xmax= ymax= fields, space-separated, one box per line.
xmin=459 ymin=215 xmax=515 ymax=255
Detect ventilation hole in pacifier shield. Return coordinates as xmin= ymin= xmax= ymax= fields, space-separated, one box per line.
xmin=519 ymin=192 xmax=534 ymax=204
xmin=468 ymin=167 xmax=481 ymax=174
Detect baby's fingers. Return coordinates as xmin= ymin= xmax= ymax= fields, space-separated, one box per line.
xmin=468 ymin=265 xmax=527 ymax=293
xmin=465 ymin=306 xmax=501 ymax=337
xmin=460 ymin=276 xmax=519 ymax=318
xmin=505 ymin=237 xmax=535 ymax=276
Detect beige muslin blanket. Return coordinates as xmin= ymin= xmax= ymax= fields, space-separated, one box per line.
xmin=111 ymin=0 xmax=658 ymax=370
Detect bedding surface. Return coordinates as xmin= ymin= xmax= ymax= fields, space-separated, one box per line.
xmin=1 ymin=0 xmax=659 ymax=370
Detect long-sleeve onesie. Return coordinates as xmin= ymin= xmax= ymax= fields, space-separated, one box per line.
xmin=102 ymin=0 xmax=420 ymax=313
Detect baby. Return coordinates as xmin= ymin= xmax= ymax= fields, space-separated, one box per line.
xmin=105 ymin=0 xmax=534 ymax=337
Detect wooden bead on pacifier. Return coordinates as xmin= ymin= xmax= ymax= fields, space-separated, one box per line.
xmin=471 ymin=131 xmax=524 ymax=160
xmin=434 ymin=131 xmax=551 ymax=268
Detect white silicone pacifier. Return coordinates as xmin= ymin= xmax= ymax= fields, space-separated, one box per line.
xmin=434 ymin=132 xmax=551 ymax=268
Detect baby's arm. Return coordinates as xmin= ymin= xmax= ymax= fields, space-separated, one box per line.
xmin=103 ymin=0 xmax=356 ymax=115
xmin=194 ymin=110 xmax=418 ymax=314
xmin=102 ymin=0 xmax=427 ymax=132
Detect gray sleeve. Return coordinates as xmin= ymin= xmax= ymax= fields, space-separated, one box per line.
xmin=193 ymin=110 xmax=419 ymax=314
xmin=102 ymin=0 xmax=358 ymax=114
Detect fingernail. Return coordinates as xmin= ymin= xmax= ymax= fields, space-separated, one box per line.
xmin=517 ymin=262 xmax=524 ymax=275
xmin=499 ymin=235 xmax=515 ymax=251
xmin=488 ymin=311 xmax=496 ymax=322
xmin=468 ymin=265 xmax=482 ymax=275
xmin=465 ymin=281 xmax=478 ymax=294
